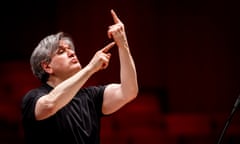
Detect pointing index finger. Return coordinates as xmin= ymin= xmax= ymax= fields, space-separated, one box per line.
xmin=102 ymin=42 xmax=115 ymax=53
xmin=111 ymin=9 xmax=121 ymax=24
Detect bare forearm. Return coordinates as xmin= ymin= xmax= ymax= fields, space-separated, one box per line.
xmin=36 ymin=66 xmax=94 ymax=120
xmin=49 ymin=66 xmax=93 ymax=109
xmin=36 ymin=41 xmax=115 ymax=120
xmin=118 ymin=44 xmax=138 ymax=98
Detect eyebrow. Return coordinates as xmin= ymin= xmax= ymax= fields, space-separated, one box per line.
xmin=58 ymin=45 xmax=73 ymax=50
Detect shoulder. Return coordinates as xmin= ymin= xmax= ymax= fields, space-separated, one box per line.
xmin=22 ymin=85 xmax=49 ymax=101
xmin=80 ymin=85 xmax=106 ymax=95
xmin=75 ymin=85 xmax=107 ymax=104
xmin=21 ymin=84 xmax=51 ymax=110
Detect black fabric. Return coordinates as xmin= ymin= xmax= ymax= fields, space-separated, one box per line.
xmin=21 ymin=83 xmax=106 ymax=144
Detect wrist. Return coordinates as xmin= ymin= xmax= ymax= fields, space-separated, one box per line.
xmin=84 ymin=64 xmax=97 ymax=75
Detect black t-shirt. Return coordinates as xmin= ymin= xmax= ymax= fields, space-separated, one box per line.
xmin=21 ymin=83 xmax=106 ymax=144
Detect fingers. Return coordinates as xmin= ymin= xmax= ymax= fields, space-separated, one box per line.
xmin=111 ymin=9 xmax=121 ymax=24
xmin=108 ymin=9 xmax=124 ymax=39
xmin=101 ymin=41 xmax=115 ymax=53
xmin=101 ymin=54 xmax=111 ymax=69
xmin=107 ymin=31 xmax=112 ymax=39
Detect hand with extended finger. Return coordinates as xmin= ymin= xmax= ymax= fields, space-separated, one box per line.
xmin=108 ymin=9 xmax=128 ymax=48
xmin=87 ymin=42 xmax=115 ymax=73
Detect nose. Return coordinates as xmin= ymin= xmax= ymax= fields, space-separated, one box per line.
xmin=67 ymin=49 xmax=75 ymax=57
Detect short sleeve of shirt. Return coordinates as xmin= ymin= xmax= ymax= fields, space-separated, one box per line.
xmin=21 ymin=87 xmax=49 ymax=122
xmin=77 ymin=85 xmax=106 ymax=117
xmin=21 ymin=84 xmax=106 ymax=122
xmin=21 ymin=84 xmax=107 ymax=144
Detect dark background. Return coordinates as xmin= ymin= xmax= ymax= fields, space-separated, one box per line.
xmin=0 ymin=0 xmax=240 ymax=143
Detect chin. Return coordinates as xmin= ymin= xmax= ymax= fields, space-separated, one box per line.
xmin=74 ymin=65 xmax=82 ymax=72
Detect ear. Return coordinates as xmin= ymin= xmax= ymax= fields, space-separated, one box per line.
xmin=41 ymin=61 xmax=53 ymax=74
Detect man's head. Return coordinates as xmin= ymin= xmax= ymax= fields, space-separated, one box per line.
xmin=30 ymin=32 xmax=78 ymax=83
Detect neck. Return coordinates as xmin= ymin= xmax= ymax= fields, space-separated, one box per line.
xmin=46 ymin=76 xmax=65 ymax=88
xmin=46 ymin=69 xmax=81 ymax=87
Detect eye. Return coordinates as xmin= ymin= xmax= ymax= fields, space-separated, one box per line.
xmin=56 ymin=48 xmax=65 ymax=55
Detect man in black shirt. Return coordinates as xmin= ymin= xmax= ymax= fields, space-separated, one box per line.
xmin=21 ymin=9 xmax=138 ymax=144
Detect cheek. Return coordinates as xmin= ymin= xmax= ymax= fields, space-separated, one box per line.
xmin=50 ymin=57 xmax=68 ymax=68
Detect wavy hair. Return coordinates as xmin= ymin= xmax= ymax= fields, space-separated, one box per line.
xmin=30 ymin=32 xmax=75 ymax=83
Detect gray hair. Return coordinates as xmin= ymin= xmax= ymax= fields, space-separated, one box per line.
xmin=30 ymin=32 xmax=75 ymax=83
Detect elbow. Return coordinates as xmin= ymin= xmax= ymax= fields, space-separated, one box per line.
xmin=36 ymin=104 xmax=57 ymax=120
xmin=133 ymin=86 xmax=139 ymax=97
xmin=134 ymin=88 xmax=139 ymax=99
xmin=45 ymin=103 xmax=57 ymax=115
xmin=35 ymin=98 xmax=58 ymax=120
xmin=129 ymin=86 xmax=139 ymax=101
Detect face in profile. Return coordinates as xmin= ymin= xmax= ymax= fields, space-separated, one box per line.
xmin=46 ymin=39 xmax=82 ymax=79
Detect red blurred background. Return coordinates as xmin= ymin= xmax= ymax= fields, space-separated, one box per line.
xmin=1 ymin=0 xmax=240 ymax=143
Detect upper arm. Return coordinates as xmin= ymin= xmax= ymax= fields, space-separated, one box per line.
xmin=102 ymin=83 xmax=135 ymax=115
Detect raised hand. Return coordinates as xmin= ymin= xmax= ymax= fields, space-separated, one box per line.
xmin=107 ymin=9 xmax=128 ymax=48
xmin=88 ymin=42 xmax=115 ymax=73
